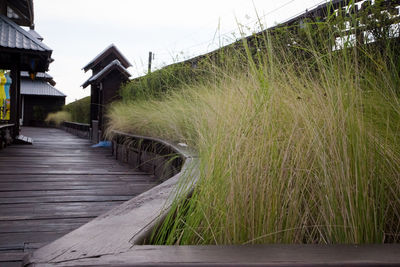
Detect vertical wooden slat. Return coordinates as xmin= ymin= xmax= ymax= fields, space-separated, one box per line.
xmin=0 ymin=0 xmax=7 ymax=16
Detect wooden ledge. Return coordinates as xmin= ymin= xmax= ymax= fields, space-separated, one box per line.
xmin=26 ymin=244 xmax=400 ymax=266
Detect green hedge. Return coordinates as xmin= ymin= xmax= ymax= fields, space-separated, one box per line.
xmin=63 ymin=96 xmax=90 ymax=124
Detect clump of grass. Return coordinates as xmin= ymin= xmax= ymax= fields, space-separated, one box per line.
xmin=106 ymin=13 xmax=400 ymax=244
xmin=45 ymin=111 xmax=72 ymax=126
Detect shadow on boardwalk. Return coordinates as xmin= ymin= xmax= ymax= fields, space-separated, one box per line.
xmin=0 ymin=127 xmax=158 ymax=267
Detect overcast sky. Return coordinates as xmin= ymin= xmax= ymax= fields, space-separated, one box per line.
xmin=33 ymin=0 xmax=326 ymax=103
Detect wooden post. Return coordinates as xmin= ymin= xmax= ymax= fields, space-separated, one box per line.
xmin=10 ymin=67 xmax=17 ymax=125
xmin=16 ymin=69 xmax=21 ymax=128
xmin=9 ymin=60 xmax=21 ymax=137
xmin=148 ymin=51 xmax=152 ymax=74
xmin=98 ymin=82 xmax=103 ymax=140
xmin=90 ymin=85 xmax=99 ymax=123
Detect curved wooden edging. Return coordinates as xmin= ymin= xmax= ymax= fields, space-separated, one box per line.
xmin=23 ymin=131 xmax=199 ymax=266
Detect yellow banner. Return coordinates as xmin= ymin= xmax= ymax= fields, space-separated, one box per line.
xmin=0 ymin=71 xmax=11 ymax=120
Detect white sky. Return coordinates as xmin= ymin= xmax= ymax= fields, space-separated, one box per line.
xmin=33 ymin=0 xmax=326 ymax=103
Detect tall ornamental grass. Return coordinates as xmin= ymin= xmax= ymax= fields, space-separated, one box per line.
xmin=45 ymin=111 xmax=71 ymax=126
xmin=107 ymin=16 xmax=400 ymax=244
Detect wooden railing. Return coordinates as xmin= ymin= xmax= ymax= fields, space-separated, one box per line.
xmin=61 ymin=121 xmax=90 ymax=139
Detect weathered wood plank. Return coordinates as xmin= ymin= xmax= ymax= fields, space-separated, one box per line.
xmin=0 ymin=262 xmax=22 ymax=267
xmin=0 ymin=189 xmax=138 ymax=198
xmin=0 ymin=201 xmax=123 ymax=215
xmin=0 ymin=169 xmax=138 ymax=174
xmin=0 ymin=206 xmax=124 ymax=223
xmin=0 ymin=218 xmax=90 ymax=233
xmin=0 ymin=174 xmax=155 ymax=182
xmin=0 ymin=231 xmax=70 ymax=247
xmin=0 ymin=215 xmax=98 ymax=223
xmin=0 ymin=183 xmax=153 ymax=191
xmin=30 ymin=244 xmax=400 ymax=267
xmin=0 ymin=195 xmax=132 ymax=204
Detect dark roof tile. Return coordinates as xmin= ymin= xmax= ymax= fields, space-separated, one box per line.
xmin=21 ymin=79 xmax=65 ymax=97
xmin=0 ymin=14 xmax=51 ymax=52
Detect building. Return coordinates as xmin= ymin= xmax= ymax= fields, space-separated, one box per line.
xmin=82 ymin=44 xmax=131 ymax=142
xmin=20 ymin=71 xmax=65 ymax=126
xmin=0 ymin=0 xmax=53 ymax=140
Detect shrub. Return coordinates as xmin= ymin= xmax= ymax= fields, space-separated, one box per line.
xmin=45 ymin=111 xmax=71 ymax=126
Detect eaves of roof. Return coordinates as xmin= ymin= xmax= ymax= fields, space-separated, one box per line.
xmin=21 ymin=71 xmax=53 ymax=79
xmin=21 ymin=79 xmax=66 ymax=97
xmin=21 ymin=71 xmax=56 ymax=86
xmin=81 ymin=59 xmax=131 ymax=88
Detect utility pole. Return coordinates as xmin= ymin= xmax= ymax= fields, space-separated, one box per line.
xmin=148 ymin=51 xmax=153 ymax=74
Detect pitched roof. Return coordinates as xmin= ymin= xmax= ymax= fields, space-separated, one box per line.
xmin=0 ymin=14 xmax=51 ymax=52
xmin=82 ymin=44 xmax=132 ymax=72
xmin=21 ymin=79 xmax=65 ymax=97
xmin=81 ymin=59 xmax=131 ymax=88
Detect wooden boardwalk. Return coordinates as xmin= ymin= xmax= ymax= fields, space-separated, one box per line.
xmin=0 ymin=127 xmax=159 ymax=267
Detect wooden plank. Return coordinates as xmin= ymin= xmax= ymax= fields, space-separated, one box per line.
xmin=0 ymin=186 xmax=153 ymax=194
xmin=28 ymin=244 xmax=400 ymax=266
xmin=0 ymin=171 xmax=138 ymax=175
xmin=0 ymin=195 xmax=132 ymax=204
xmin=0 ymin=180 xmax=152 ymax=186
xmin=0 ymin=189 xmax=138 ymax=198
xmin=0 ymin=262 xmax=22 ymax=267
xmin=0 ymin=204 xmax=124 ymax=221
xmin=0 ymin=218 xmax=89 ymax=233
xmin=0 ymin=251 xmax=25 ymax=262
xmin=0 ymin=174 xmax=155 ymax=182
xmin=0 ymin=183 xmax=152 ymax=191
xmin=0 ymin=214 xmax=97 ymax=222
xmin=0 ymin=231 xmax=68 ymax=247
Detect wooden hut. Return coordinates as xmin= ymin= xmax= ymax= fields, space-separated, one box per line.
xmin=82 ymin=44 xmax=131 ymax=143
xmin=20 ymin=71 xmax=66 ymax=126
xmin=0 ymin=0 xmax=52 ymax=143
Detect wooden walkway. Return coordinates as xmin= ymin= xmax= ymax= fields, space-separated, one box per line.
xmin=0 ymin=127 xmax=159 ymax=267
